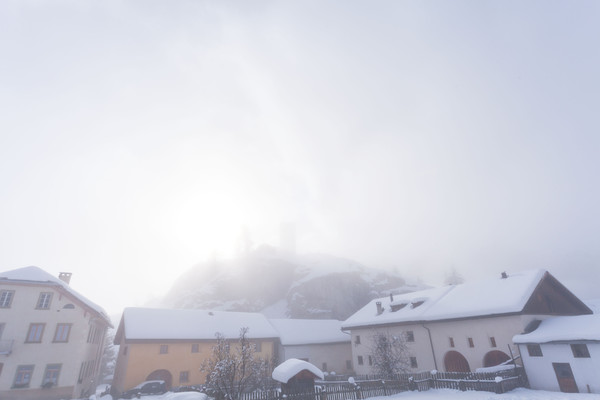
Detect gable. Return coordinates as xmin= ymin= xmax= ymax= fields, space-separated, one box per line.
xmin=522 ymin=272 xmax=592 ymax=316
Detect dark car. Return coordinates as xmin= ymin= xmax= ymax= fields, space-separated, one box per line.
xmin=121 ymin=380 xmax=167 ymax=399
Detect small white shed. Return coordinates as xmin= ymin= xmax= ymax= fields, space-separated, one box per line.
xmin=272 ymin=359 xmax=324 ymax=394
xmin=513 ymin=314 xmax=600 ymax=393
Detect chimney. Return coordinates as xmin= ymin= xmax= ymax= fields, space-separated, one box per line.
xmin=376 ymin=301 xmax=384 ymax=315
xmin=390 ymin=293 xmax=394 ymax=302
xmin=501 ymin=271 xmax=508 ymax=279
xmin=59 ymin=272 xmax=72 ymax=285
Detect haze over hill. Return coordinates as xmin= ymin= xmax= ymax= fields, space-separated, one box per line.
xmin=162 ymin=245 xmax=428 ymax=320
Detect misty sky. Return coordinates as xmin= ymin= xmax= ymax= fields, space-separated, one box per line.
xmin=1 ymin=1 xmax=599 ymax=315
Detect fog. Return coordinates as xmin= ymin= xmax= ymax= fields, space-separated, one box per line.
xmin=1 ymin=1 xmax=599 ymax=314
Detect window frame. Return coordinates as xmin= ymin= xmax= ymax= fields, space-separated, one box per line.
xmin=54 ymin=323 xmax=72 ymax=343
xmin=410 ymin=356 xmax=418 ymax=368
xmin=449 ymin=337 xmax=455 ymax=347
xmin=0 ymin=290 xmax=14 ymax=308
xmin=490 ymin=337 xmax=497 ymax=348
xmin=571 ymin=343 xmax=591 ymax=358
xmin=36 ymin=292 xmax=53 ymax=310
xmin=13 ymin=365 xmax=34 ymax=388
xmin=191 ymin=343 xmax=200 ymax=353
xmin=43 ymin=364 xmax=62 ymax=387
xmin=468 ymin=337 xmax=474 ymax=348
xmin=406 ymin=331 xmax=415 ymax=342
xmin=25 ymin=323 xmax=45 ymax=343
xmin=355 ymin=335 xmax=361 ymax=345
xmin=179 ymin=371 xmax=189 ymax=383
xmin=357 ymin=355 xmax=364 ymax=365
xmin=159 ymin=344 xmax=168 ymax=354
xmin=527 ymin=344 xmax=543 ymax=357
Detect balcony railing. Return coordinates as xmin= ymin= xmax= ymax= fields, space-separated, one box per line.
xmin=0 ymin=339 xmax=13 ymax=355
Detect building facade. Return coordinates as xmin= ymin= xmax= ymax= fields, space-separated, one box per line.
xmin=269 ymin=319 xmax=352 ymax=375
xmin=342 ymin=270 xmax=592 ymax=376
xmin=0 ymin=266 xmax=112 ymax=400
xmin=112 ymin=308 xmax=280 ymax=394
xmin=514 ymin=314 xmax=600 ymax=393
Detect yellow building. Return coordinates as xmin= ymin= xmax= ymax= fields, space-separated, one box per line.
xmin=112 ymin=308 xmax=279 ymax=394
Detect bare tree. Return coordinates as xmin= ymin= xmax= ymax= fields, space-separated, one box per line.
xmin=369 ymin=331 xmax=410 ymax=378
xmin=201 ymin=327 xmax=271 ymax=400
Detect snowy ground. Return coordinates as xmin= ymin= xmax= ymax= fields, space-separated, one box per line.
xmin=94 ymin=388 xmax=600 ymax=400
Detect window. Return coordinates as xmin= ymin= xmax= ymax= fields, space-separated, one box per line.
xmin=26 ymin=323 xmax=45 ymax=343
xmin=0 ymin=323 xmax=5 ymax=339
xmin=54 ymin=324 xmax=71 ymax=342
xmin=527 ymin=344 xmax=543 ymax=357
xmin=411 ymin=301 xmax=425 ymax=308
xmin=357 ymin=356 xmax=363 ymax=365
xmin=490 ymin=337 xmax=497 ymax=348
xmin=410 ymin=357 xmax=418 ymax=368
xmin=179 ymin=371 xmax=189 ymax=383
xmin=254 ymin=341 xmax=262 ymax=352
xmin=0 ymin=290 xmax=14 ymax=308
xmin=355 ymin=335 xmax=361 ymax=345
xmin=368 ymin=355 xmax=373 ymax=366
xmin=13 ymin=365 xmax=34 ymax=388
xmin=36 ymin=292 xmax=53 ymax=309
xmin=571 ymin=344 xmax=590 ymax=358
xmin=390 ymin=303 xmax=408 ymax=312
xmin=449 ymin=337 xmax=455 ymax=347
xmin=468 ymin=338 xmax=474 ymax=348
xmin=406 ymin=331 xmax=415 ymax=342
xmin=43 ymin=364 xmax=61 ymax=387
xmin=160 ymin=345 xmax=168 ymax=354
xmin=346 ymin=360 xmax=352 ymax=370
xmin=191 ymin=344 xmax=200 ymax=353
xmin=322 ymin=362 xmax=327 ymax=371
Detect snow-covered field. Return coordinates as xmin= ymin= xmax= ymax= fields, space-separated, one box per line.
xmin=95 ymin=389 xmax=600 ymax=400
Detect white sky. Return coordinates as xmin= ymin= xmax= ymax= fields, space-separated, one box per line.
xmin=1 ymin=1 xmax=599 ymax=315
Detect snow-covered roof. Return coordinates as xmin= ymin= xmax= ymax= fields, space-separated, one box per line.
xmin=342 ymin=270 xmax=547 ymax=329
xmin=513 ymin=314 xmax=600 ymax=344
xmin=268 ymin=319 xmax=350 ymax=345
xmin=121 ymin=307 xmax=280 ymax=340
xmin=272 ymin=358 xmax=324 ymax=383
xmin=0 ymin=266 xmax=110 ymax=324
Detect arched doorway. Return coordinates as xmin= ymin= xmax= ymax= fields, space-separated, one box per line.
xmin=146 ymin=369 xmax=173 ymax=389
xmin=444 ymin=351 xmax=470 ymax=372
xmin=483 ymin=350 xmax=510 ymax=367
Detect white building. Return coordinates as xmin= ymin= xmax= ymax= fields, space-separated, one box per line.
xmin=269 ymin=319 xmax=352 ymax=375
xmin=514 ymin=314 xmax=600 ymax=393
xmin=0 ymin=266 xmax=112 ymax=400
xmin=342 ymin=270 xmax=592 ymax=375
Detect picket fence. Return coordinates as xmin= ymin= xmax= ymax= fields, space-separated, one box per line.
xmin=231 ymin=367 xmax=528 ymax=400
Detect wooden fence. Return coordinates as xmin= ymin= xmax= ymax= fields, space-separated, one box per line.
xmin=232 ymin=367 xmax=528 ymax=400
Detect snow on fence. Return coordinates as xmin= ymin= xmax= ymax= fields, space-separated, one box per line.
xmin=232 ymin=368 xmax=528 ymax=400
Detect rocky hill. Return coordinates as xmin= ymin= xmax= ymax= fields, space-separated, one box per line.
xmin=162 ymin=245 xmax=427 ymax=320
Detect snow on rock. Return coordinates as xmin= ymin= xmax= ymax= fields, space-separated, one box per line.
xmin=343 ymin=269 xmax=547 ymax=329
xmin=122 ymin=308 xmax=279 ymax=340
xmin=269 ymin=319 xmax=350 ymax=345
xmin=513 ymin=314 xmax=600 ymax=343
xmin=272 ymin=358 xmax=324 ymax=383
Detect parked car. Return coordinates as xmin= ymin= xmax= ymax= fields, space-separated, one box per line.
xmin=121 ymin=380 xmax=167 ymax=399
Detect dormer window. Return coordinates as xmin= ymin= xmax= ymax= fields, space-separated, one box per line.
xmin=390 ymin=303 xmax=408 ymax=312
xmin=411 ymin=300 xmax=425 ymax=309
